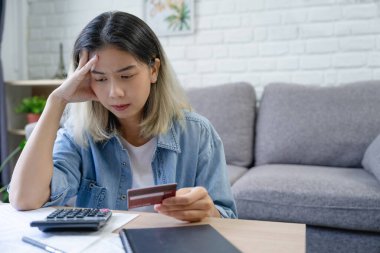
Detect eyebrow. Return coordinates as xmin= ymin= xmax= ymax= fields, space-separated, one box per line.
xmin=91 ymin=65 xmax=137 ymax=75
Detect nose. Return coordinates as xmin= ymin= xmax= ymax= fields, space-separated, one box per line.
xmin=109 ymin=79 xmax=125 ymax=98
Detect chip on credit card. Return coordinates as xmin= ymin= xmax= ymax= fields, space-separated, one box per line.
xmin=127 ymin=183 xmax=177 ymax=209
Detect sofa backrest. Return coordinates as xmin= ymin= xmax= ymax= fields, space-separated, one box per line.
xmin=186 ymin=82 xmax=256 ymax=168
xmin=255 ymin=81 xmax=380 ymax=168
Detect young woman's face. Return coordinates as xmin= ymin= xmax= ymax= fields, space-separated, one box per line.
xmin=89 ymin=46 xmax=159 ymax=123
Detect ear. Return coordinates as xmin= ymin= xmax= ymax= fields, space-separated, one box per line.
xmin=150 ymin=58 xmax=160 ymax=84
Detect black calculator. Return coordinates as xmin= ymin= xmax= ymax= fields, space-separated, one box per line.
xmin=30 ymin=208 xmax=112 ymax=232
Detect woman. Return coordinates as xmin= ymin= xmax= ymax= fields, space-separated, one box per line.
xmin=9 ymin=11 xmax=237 ymax=221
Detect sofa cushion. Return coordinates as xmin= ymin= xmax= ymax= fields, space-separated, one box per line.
xmin=227 ymin=165 xmax=248 ymax=185
xmin=362 ymin=133 xmax=380 ymax=182
xmin=187 ymin=82 xmax=256 ymax=167
xmin=232 ymin=164 xmax=380 ymax=232
xmin=255 ymin=81 xmax=380 ymax=168
xmin=307 ymin=226 xmax=380 ymax=253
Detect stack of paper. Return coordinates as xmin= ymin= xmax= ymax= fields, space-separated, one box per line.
xmin=0 ymin=204 xmax=138 ymax=253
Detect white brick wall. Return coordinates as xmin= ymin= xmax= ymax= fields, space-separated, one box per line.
xmin=27 ymin=0 xmax=380 ymax=97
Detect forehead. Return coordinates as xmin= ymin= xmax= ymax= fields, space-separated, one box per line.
xmin=89 ymin=46 xmax=143 ymax=71
xmin=89 ymin=46 xmax=135 ymax=60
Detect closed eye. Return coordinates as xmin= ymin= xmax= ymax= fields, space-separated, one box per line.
xmin=95 ymin=77 xmax=107 ymax=82
xmin=121 ymin=75 xmax=134 ymax=79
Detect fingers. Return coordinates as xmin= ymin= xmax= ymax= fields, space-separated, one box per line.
xmin=78 ymin=50 xmax=89 ymax=69
xmin=70 ymin=53 xmax=97 ymax=86
xmin=155 ymin=196 xmax=214 ymax=212
xmin=77 ymin=54 xmax=98 ymax=76
xmin=154 ymin=187 xmax=219 ymax=222
xmin=52 ymin=51 xmax=98 ymax=103
xmin=77 ymin=50 xmax=97 ymax=72
xmin=162 ymin=187 xmax=208 ymax=206
xmin=154 ymin=208 xmax=207 ymax=222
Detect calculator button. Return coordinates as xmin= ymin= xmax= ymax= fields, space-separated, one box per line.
xmin=87 ymin=209 xmax=99 ymax=217
xmin=56 ymin=210 xmax=72 ymax=219
xmin=66 ymin=209 xmax=81 ymax=218
xmin=43 ymin=208 xmax=112 ymax=222
xmin=47 ymin=209 xmax=63 ymax=219
xmin=76 ymin=209 xmax=91 ymax=218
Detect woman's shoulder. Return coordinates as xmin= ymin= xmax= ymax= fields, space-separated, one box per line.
xmin=57 ymin=126 xmax=75 ymax=141
xmin=56 ymin=127 xmax=123 ymax=156
xmin=166 ymin=111 xmax=223 ymax=153
xmin=172 ymin=110 xmax=220 ymax=140
xmin=56 ymin=126 xmax=112 ymax=149
xmin=182 ymin=110 xmax=213 ymax=130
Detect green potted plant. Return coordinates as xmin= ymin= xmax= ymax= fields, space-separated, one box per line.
xmin=15 ymin=96 xmax=47 ymax=123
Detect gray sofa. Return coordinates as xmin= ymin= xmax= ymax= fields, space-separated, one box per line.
xmin=187 ymin=81 xmax=380 ymax=253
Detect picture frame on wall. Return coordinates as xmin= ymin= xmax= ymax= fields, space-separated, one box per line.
xmin=144 ymin=0 xmax=195 ymax=36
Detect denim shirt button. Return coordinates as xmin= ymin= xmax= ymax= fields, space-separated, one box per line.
xmin=89 ymin=183 xmax=95 ymax=188
xmin=121 ymin=194 xmax=127 ymax=200
xmin=122 ymin=162 xmax=127 ymax=166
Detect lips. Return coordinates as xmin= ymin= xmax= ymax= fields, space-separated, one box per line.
xmin=111 ymin=104 xmax=130 ymax=111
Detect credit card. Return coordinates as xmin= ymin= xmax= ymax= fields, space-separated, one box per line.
xmin=127 ymin=183 xmax=177 ymax=209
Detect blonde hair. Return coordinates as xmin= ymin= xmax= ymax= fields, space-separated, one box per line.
xmin=65 ymin=12 xmax=190 ymax=146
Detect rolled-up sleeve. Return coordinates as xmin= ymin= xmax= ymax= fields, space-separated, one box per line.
xmin=43 ymin=128 xmax=82 ymax=207
xmin=196 ymin=122 xmax=238 ymax=219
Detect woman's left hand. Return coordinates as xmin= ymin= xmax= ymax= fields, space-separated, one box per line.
xmin=154 ymin=187 xmax=221 ymax=222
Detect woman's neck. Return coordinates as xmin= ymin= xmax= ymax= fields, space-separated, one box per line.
xmin=119 ymin=118 xmax=149 ymax=147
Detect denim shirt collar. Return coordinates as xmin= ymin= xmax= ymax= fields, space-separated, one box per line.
xmin=157 ymin=124 xmax=181 ymax=153
xmin=102 ymin=123 xmax=181 ymax=153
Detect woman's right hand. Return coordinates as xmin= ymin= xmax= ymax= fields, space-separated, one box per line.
xmin=52 ymin=50 xmax=98 ymax=103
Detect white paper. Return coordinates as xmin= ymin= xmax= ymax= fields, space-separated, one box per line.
xmin=0 ymin=203 xmax=138 ymax=253
xmin=85 ymin=233 xmax=125 ymax=253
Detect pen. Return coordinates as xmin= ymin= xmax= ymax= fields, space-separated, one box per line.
xmin=22 ymin=236 xmax=66 ymax=253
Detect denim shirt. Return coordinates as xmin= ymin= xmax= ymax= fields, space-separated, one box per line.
xmin=44 ymin=111 xmax=237 ymax=218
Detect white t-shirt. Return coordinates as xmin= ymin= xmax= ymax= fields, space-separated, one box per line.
xmin=122 ymin=137 xmax=157 ymax=212
xmin=122 ymin=137 xmax=156 ymax=188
